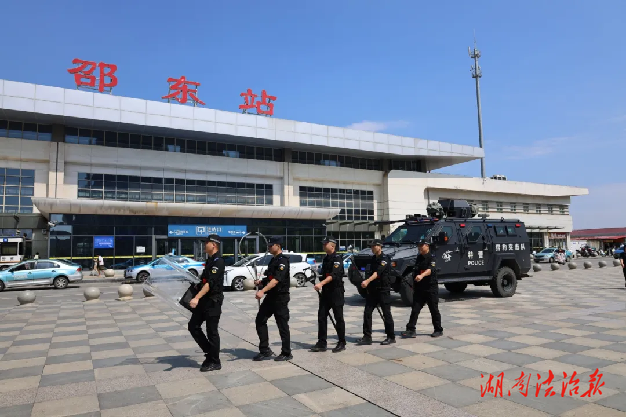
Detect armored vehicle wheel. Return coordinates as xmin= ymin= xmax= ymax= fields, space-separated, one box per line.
xmin=444 ymin=283 xmax=467 ymax=293
xmin=399 ymin=274 xmax=413 ymax=306
xmin=490 ymin=267 xmax=517 ymax=297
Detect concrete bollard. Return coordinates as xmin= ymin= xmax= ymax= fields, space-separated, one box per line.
xmin=613 ymin=259 xmax=621 ymax=267
xmin=104 ymin=269 xmax=115 ymax=278
xmin=17 ymin=290 xmax=36 ymax=305
xmin=289 ymin=277 xmax=298 ymax=288
xmin=117 ymin=284 xmax=134 ymax=301
xmin=142 ymin=287 xmax=154 ymax=297
xmin=568 ymin=262 xmax=577 ymax=269
xmin=243 ymin=278 xmax=256 ymax=291
xmin=550 ymin=263 xmax=559 ymax=271
xmin=584 ymin=261 xmax=592 ymax=269
xmin=598 ymin=261 xmax=607 ymax=268
xmin=84 ymin=287 xmax=101 ymax=302
xmin=532 ymin=264 xmax=542 ymax=272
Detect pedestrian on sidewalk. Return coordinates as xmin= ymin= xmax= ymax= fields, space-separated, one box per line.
xmin=620 ymin=249 xmax=625 ymax=288
xmin=98 ymin=255 xmax=104 ymax=276
xmin=188 ymin=235 xmax=224 ymax=372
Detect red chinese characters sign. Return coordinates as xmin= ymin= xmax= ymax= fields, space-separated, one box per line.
xmin=67 ymin=59 xmax=118 ymax=93
xmin=239 ymin=88 xmax=276 ymax=116
xmin=162 ymin=76 xmax=205 ymax=106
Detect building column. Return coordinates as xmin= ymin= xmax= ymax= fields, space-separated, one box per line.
xmin=282 ymin=148 xmax=293 ymax=207
xmin=48 ymin=125 xmax=66 ymax=200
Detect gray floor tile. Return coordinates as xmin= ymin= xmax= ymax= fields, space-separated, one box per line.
xmin=238 ymin=396 xmax=312 ymax=417
xmin=536 ymin=331 xmax=576 ymax=341
xmin=542 ymin=341 xmax=590 ymax=353
xmin=356 ymin=360 xmax=414 ymax=377
xmin=88 ymin=331 xmax=123 ymax=340
xmin=68 ymin=411 xmax=101 ymax=417
xmin=508 ymin=391 xmax=587 ymax=415
xmin=92 ymin=356 xmax=140 ymax=369
xmin=427 ymin=337 xmax=470 ymax=349
xmin=207 ymin=370 xmax=266 ymax=390
xmin=0 ymin=403 xmax=34 ymax=417
xmin=11 ymin=337 xmax=52 ymax=346
xmin=365 ymin=347 xmax=416 ymax=360
xmin=602 ymin=343 xmax=626 ymax=353
xmin=592 ymin=333 xmax=626 ymax=343
xmin=0 ymin=365 xmax=44 ymax=380
xmin=53 ymin=330 xmax=87 ymax=337
xmin=487 ymin=352 xmax=543 ymax=367
xmin=481 ymin=330 xmax=518 ymax=339
xmin=422 ymin=364 xmax=480 ymax=381
xmin=570 ymin=324 xmax=611 ymax=333
xmin=49 ymin=340 xmax=90 ymax=350
xmin=271 ymin=374 xmax=334 ymax=396
xmin=166 ymin=391 xmax=234 ymax=416
xmin=39 ymin=369 xmax=95 ymax=387
xmin=555 ymin=353 xmax=616 ymax=369
xmin=419 ymin=382 xmax=482 ymax=408
xmin=90 ymin=342 xmax=131 ymax=352
xmin=46 ymin=352 xmax=92 ymax=365
xmin=597 ymin=393 xmax=626 ymax=412
xmin=1 ymin=350 xmax=49 ymax=361
xmin=125 ymin=333 xmax=161 ymax=342
xmin=132 ymin=344 xmax=174 ymax=355
xmin=321 ymin=402 xmax=395 ymax=417
xmin=525 ymin=324 xmax=559 ymax=332
xmin=483 ymin=340 xmax=529 ymax=350
xmin=425 ymin=349 xmax=477 ymax=363
xmin=97 ymin=385 xmax=162 ymax=410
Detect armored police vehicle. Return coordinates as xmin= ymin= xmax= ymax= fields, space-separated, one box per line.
xmin=348 ymin=199 xmax=531 ymax=305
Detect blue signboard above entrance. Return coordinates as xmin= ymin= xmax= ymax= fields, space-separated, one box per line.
xmin=168 ymin=225 xmax=247 ymax=238
xmin=94 ymin=236 xmax=114 ymax=249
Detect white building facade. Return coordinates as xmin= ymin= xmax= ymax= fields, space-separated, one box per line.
xmin=0 ymin=79 xmax=587 ymax=267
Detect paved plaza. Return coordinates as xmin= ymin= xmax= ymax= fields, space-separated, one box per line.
xmin=0 ymin=262 xmax=625 ymax=417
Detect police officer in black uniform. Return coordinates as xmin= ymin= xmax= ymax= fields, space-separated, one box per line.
xmin=188 ymin=234 xmax=225 ymax=372
xmin=311 ymin=236 xmax=346 ymax=353
xmin=401 ymin=240 xmax=443 ymax=338
xmin=253 ymin=236 xmax=292 ymax=361
xmin=357 ymin=238 xmax=395 ymax=345
xmin=619 ymin=245 xmax=626 ymax=286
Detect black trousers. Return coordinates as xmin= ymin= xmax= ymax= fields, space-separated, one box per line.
xmin=318 ymin=292 xmax=346 ymax=345
xmin=363 ymin=291 xmax=395 ymax=339
xmin=188 ymin=299 xmax=222 ymax=364
xmin=256 ymin=295 xmax=291 ymax=355
xmin=406 ymin=285 xmax=443 ymax=333
xmin=623 ymin=266 xmax=626 ymax=283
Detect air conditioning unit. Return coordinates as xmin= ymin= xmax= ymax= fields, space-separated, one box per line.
xmin=490 ymin=174 xmax=507 ymax=181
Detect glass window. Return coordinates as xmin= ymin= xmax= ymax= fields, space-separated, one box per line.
xmin=494 ymin=225 xmax=507 ymax=236
xmin=548 ymin=204 xmax=554 ymax=214
xmin=523 ymin=203 xmax=530 ymax=213
xmin=7 ymin=121 xmax=22 ymax=138
xmin=466 ymin=226 xmax=483 ymax=243
xmin=510 ymin=203 xmax=516 ymax=212
xmin=481 ymin=201 xmax=489 ymax=212
xmin=535 ymin=204 xmax=542 ymax=214
xmin=0 ymin=120 xmax=7 ymax=137
xmin=559 ymin=205 xmax=566 ymax=215
xmin=496 ymin=202 xmax=503 ymax=213
xmin=506 ymin=225 xmax=517 ymax=236
xmin=22 ymin=123 xmax=38 ymax=140
xmin=92 ymin=130 xmax=105 ymax=146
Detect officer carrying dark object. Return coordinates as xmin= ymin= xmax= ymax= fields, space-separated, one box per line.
xmin=401 ymin=240 xmax=443 ymax=338
xmin=188 ymin=234 xmax=224 ymax=372
xmin=310 ymin=236 xmax=346 ymax=353
xmin=253 ymin=236 xmax=292 ymax=361
xmin=357 ymin=238 xmax=395 ymax=345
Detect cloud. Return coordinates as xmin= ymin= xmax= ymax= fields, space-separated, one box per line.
xmin=500 ymin=136 xmax=577 ymax=160
xmin=346 ymin=120 xmax=410 ymax=132
xmin=570 ymin=182 xmax=626 ymax=229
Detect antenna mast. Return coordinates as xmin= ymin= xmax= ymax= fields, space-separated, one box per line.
xmin=468 ymin=33 xmax=486 ymax=178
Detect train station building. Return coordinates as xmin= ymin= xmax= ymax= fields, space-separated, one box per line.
xmin=0 ymin=78 xmax=588 ymax=267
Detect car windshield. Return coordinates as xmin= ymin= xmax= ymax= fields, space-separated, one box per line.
xmin=233 ymin=255 xmax=258 ymax=267
xmin=540 ymin=249 xmax=554 ymax=254
xmin=384 ymin=225 xmax=433 ymax=245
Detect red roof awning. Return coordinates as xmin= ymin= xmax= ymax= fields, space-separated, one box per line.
xmin=571 ymin=235 xmax=626 ymax=240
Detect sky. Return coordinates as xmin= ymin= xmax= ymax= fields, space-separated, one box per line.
xmin=1 ymin=1 xmax=623 ymax=228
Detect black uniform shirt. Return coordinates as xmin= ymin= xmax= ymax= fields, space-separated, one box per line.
xmin=200 ymin=253 xmax=224 ymax=301
xmin=414 ymin=251 xmax=437 ymax=290
xmin=621 ymin=250 xmax=625 ymax=262
xmin=321 ymin=252 xmax=344 ymax=294
xmin=262 ymin=253 xmax=290 ymax=297
xmin=369 ymin=253 xmax=391 ymax=291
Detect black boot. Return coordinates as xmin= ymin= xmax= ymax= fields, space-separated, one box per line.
xmin=431 ymin=331 xmax=443 ymax=338
xmin=356 ymin=336 xmax=372 ymax=345
xmin=274 ymin=352 xmax=293 ymax=361
xmin=253 ymin=351 xmax=275 ymax=361
xmin=401 ymin=330 xmax=417 ymax=338
xmin=381 ymin=337 xmax=396 ymax=345
xmin=200 ymin=356 xmax=212 ymax=372
xmin=332 ymin=341 xmax=346 ymax=353
xmin=310 ymin=342 xmax=327 ymax=352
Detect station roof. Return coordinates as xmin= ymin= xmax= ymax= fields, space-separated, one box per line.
xmin=0 ymin=79 xmax=483 ymax=171
xmin=571 ymin=227 xmax=626 ymax=240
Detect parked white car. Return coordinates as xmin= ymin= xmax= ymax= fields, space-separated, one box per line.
xmin=224 ymin=252 xmax=315 ymax=291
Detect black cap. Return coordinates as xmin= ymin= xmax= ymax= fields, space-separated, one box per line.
xmin=322 ymin=236 xmax=337 ymax=245
xmin=417 ymin=239 xmax=429 ymax=246
xmin=370 ymin=238 xmax=383 ymax=247
xmin=267 ymin=236 xmax=283 ymax=246
xmin=208 ymin=234 xmax=221 ymax=244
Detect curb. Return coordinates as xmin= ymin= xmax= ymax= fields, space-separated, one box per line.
xmin=80 ymin=277 xmax=137 ymax=284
